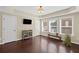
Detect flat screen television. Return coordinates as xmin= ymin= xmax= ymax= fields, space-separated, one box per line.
xmin=23 ymin=19 xmax=32 ymax=24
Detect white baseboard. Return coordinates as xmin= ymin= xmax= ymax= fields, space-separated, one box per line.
xmin=0 ymin=42 xmax=5 ymax=44
xmin=72 ymin=41 xmax=79 ymax=45
xmin=17 ymin=38 xmax=22 ymax=40
xmin=1 ymin=36 xmax=78 ymax=45
xmin=0 ymin=38 xmax=21 ymax=45
xmin=2 ymin=37 xmax=34 ymax=44
xmin=0 ymin=37 xmax=3 ymax=44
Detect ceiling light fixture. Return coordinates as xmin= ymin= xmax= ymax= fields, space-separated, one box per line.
xmin=37 ymin=6 xmax=44 ymax=13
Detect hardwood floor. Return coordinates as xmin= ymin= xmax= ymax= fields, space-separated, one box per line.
xmin=0 ymin=36 xmax=79 ymax=53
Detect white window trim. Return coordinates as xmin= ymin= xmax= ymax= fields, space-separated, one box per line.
xmin=41 ymin=20 xmax=44 ymax=32
xmin=59 ymin=16 xmax=74 ymax=36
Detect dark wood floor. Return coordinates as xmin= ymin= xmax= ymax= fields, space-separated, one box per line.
xmin=0 ymin=36 xmax=79 ymax=53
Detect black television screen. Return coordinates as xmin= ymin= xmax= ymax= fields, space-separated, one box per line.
xmin=23 ymin=19 xmax=32 ymax=24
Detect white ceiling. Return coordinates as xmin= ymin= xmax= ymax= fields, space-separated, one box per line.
xmin=0 ymin=6 xmax=71 ymax=16
xmin=15 ymin=6 xmax=71 ymax=16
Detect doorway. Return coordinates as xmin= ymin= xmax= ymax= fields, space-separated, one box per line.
xmin=2 ymin=15 xmax=17 ymax=44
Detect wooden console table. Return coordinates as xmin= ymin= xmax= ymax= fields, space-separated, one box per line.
xmin=22 ymin=30 xmax=32 ymax=39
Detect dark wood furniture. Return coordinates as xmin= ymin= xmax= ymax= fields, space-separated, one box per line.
xmin=48 ymin=33 xmax=61 ymax=40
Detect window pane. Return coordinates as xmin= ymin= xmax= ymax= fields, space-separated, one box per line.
xmin=61 ymin=27 xmax=72 ymax=35
xmin=51 ymin=27 xmax=57 ymax=33
xmin=51 ymin=20 xmax=57 ymax=26
xmin=61 ymin=18 xmax=72 ymax=26
xmin=49 ymin=19 xmax=58 ymax=33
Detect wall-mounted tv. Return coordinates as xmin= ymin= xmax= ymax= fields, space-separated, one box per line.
xmin=23 ymin=19 xmax=32 ymax=24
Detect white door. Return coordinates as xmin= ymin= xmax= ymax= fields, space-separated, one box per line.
xmin=2 ymin=15 xmax=17 ymax=43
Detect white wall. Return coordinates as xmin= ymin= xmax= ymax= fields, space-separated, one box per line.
xmin=0 ymin=8 xmax=40 ymax=44
xmin=33 ymin=17 xmax=40 ymax=36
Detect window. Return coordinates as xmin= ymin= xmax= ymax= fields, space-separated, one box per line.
xmin=49 ymin=18 xmax=58 ymax=33
xmin=48 ymin=16 xmax=73 ymax=36
xmin=42 ymin=21 xmax=44 ymax=32
xmin=60 ymin=17 xmax=73 ymax=35
xmin=42 ymin=20 xmax=48 ymax=32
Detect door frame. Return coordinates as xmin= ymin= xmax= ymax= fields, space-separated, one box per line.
xmin=2 ymin=15 xmax=17 ymax=44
